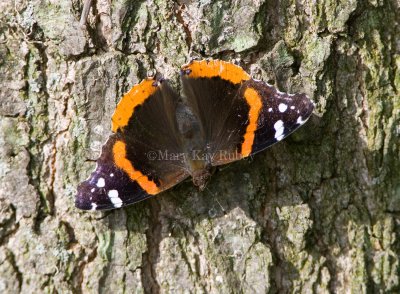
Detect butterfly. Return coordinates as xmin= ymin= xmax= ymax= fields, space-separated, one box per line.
xmin=75 ymin=59 xmax=314 ymax=210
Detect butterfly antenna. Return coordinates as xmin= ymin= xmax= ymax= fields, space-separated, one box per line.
xmin=205 ymin=187 xmax=226 ymax=215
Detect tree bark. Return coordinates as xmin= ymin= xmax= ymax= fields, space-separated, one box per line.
xmin=0 ymin=0 xmax=399 ymax=293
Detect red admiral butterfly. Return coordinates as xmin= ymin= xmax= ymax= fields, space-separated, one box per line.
xmin=75 ymin=60 xmax=314 ymax=210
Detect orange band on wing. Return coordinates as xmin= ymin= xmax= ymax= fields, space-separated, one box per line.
xmin=241 ymin=88 xmax=262 ymax=157
xmin=113 ymin=140 xmax=160 ymax=195
xmin=112 ymin=79 xmax=158 ymax=133
xmin=182 ymin=60 xmax=250 ymax=84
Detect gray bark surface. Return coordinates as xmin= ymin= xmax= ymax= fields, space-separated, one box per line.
xmin=0 ymin=0 xmax=399 ymax=293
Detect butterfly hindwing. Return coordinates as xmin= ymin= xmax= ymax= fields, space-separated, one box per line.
xmin=76 ymin=79 xmax=189 ymax=211
xmin=181 ymin=60 xmax=252 ymax=165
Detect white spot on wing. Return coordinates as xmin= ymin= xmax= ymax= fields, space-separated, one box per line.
xmin=91 ymin=203 xmax=97 ymax=210
xmin=108 ymin=189 xmax=119 ymax=197
xmin=96 ymin=178 xmax=105 ymax=188
xmin=290 ymin=106 xmax=295 ymax=110
xmin=278 ymin=103 xmax=288 ymax=113
xmin=268 ymin=108 xmax=273 ymax=112
xmin=110 ymin=173 xmax=114 ymax=177
xmin=108 ymin=190 xmax=123 ymax=208
xmin=274 ymin=120 xmax=284 ymax=131
xmin=91 ymin=188 xmax=95 ymax=193
xmin=274 ymin=120 xmax=285 ymax=141
xmin=296 ymin=116 xmax=306 ymax=124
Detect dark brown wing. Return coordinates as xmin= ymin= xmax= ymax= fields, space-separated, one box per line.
xmin=180 ymin=60 xmax=314 ymax=166
xmin=242 ymin=79 xmax=314 ymax=156
xmin=181 ymin=60 xmax=251 ymax=165
xmin=76 ymin=78 xmax=189 ymax=211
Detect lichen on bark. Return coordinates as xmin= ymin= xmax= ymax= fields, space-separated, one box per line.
xmin=0 ymin=0 xmax=399 ymax=293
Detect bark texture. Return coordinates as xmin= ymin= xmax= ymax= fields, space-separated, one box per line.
xmin=0 ymin=0 xmax=399 ymax=293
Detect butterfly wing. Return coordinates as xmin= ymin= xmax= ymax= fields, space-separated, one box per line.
xmin=240 ymin=79 xmax=314 ymax=156
xmin=75 ymin=79 xmax=189 ymax=211
xmin=180 ymin=60 xmax=314 ymax=166
xmin=180 ymin=60 xmax=251 ymax=164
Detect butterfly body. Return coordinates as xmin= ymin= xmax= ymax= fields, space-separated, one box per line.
xmin=176 ymin=102 xmax=216 ymax=190
xmin=75 ymin=60 xmax=314 ymax=211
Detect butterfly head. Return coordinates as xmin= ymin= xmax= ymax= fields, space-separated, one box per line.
xmin=192 ymin=168 xmax=212 ymax=191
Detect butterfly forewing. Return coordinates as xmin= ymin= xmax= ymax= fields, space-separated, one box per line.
xmin=75 ymin=79 xmax=189 ymax=211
